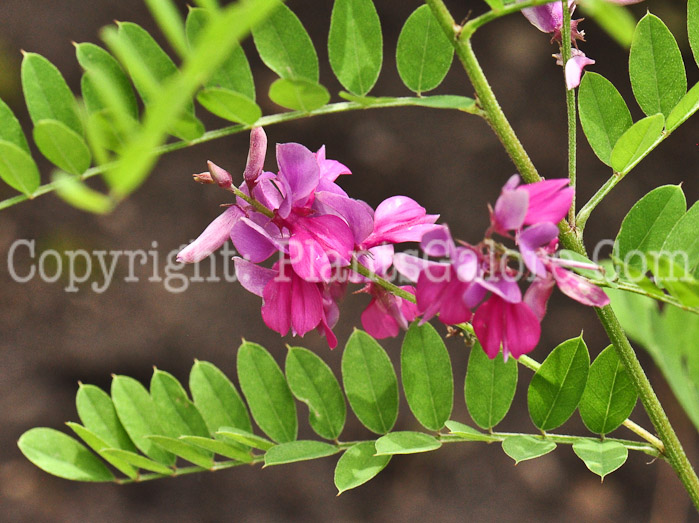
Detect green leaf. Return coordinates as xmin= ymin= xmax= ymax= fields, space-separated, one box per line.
xmin=396 ymin=5 xmax=453 ymax=94
xmin=101 ymin=448 xmax=173 ymax=475
xmin=662 ymin=202 xmax=699 ymax=277
xmin=649 ymin=255 xmax=699 ymax=308
xmin=465 ymin=342 xmax=518 ymax=430
xmin=688 ymin=0 xmax=699 ymax=68
xmin=111 ymin=375 xmax=175 ymax=465
xmin=285 ymin=347 xmax=346 ymax=440
xmin=18 ymin=428 xmax=114 ymax=482
xmin=629 ymin=13 xmax=686 ymax=118
xmin=483 ymin=0 xmax=504 ymax=10
xmin=185 ymin=7 xmax=255 ymax=100
xmin=189 ymin=360 xmax=252 ymax=435
xmin=328 ymin=0 xmax=383 ymax=96
xmin=237 ymin=341 xmax=297 ymax=443
xmin=216 ymin=427 xmax=274 ymax=451
xmin=334 ymin=441 xmax=390 ymax=494
xmin=401 ymin=322 xmax=453 ymax=431
xmin=443 ymin=420 xmax=490 ymax=441
xmin=264 ymin=440 xmax=339 ymax=466
xmin=144 ymin=0 xmax=189 ymax=58
xmin=53 ymin=172 xmax=114 ymax=214
xmin=168 ymin=113 xmax=205 ymax=142
xmin=609 ymin=113 xmax=665 ymax=174
xmin=374 ymin=431 xmax=441 ymax=455
xmin=501 ymin=436 xmax=557 ymax=464
xmin=251 ymin=3 xmax=319 ymax=81
xmin=573 ymin=440 xmax=628 ymax=480
xmin=75 ymin=42 xmax=139 ymax=119
xmin=528 ymin=336 xmax=590 ymax=431
xmin=0 ymin=97 xmax=30 ymax=153
xmin=579 ymin=0 xmax=636 ymax=48
xmin=579 ymin=346 xmax=637 ymax=435
xmin=33 ymin=120 xmax=92 ymax=175
xmin=76 ymin=383 xmax=136 ymax=452
xmin=614 ymin=185 xmax=686 ymax=272
xmin=578 ymin=72 xmax=633 ymax=166
xmin=268 ymin=78 xmax=330 ymax=112
xmin=666 ymin=82 xmax=699 ymax=133
xmin=66 ymin=422 xmax=138 ymax=479
xmin=342 ymin=330 xmax=399 ymax=434
xmin=150 ymin=369 xmax=210 ymax=438
xmin=196 ymin=88 xmax=261 ymax=124
xmin=21 ymin=52 xmax=82 ymax=135
xmin=179 ymin=435 xmax=252 ymax=462
xmin=0 ymin=140 xmax=40 ymax=195
xmin=146 ymin=435 xmax=214 ymax=468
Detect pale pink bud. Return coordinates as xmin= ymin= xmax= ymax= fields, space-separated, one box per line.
xmin=207 ymin=161 xmax=233 ymax=190
xmin=192 ymin=171 xmax=214 ymax=184
xmin=243 ymin=127 xmax=267 ymax=189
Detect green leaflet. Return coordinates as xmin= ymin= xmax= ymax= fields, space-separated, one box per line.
xmin=189 ymin=360 xmax=252 ymax=435
xmin=579 ymin=346 xmax=637 ymax=435
xmin=101 ymin=448 xmax=173 ymax=475
xmin=76 ymin=383 xmax=136 ymax=452
xmin=661 ymin=201 xmax=699 ymax=279
xmin=144 ymin=0 xmax=189 ymax=59
xmin=528 ymin=336 xmax=590 ymax=431
xmin=179 ymin=435 xmax=253 ymax=462
xmin=334 ymin=441 xmax=390 ymax=494
xmin=21 ymin=52 xmax=83 ymax=135
xmin=573 ymin=440 xmax=628 ymax=481
xmin=578 ymin=72 xmax=633 ymax=166
xmin=52 ymin=172 xmax=114 ymax=214
xmin=649 ymin=255 xmax=699 ymax=308
xmin=33 ymin=120 xmax=92 ymax=175
xmin=285 ymin=346 xmax=346 ymax=441
xmin=111 ymin=375 xmax=176 ymax=465
xmin=396 ymin=5 xmax=453 ymax=94
xmin=185 ymin=7 xmax=255 ymax=100
xmin=444 ymin=420 xmax=490 ymax=442
xmin=18 ymin=428 xmax=114 ymax=482
xmin=613 ymin=185 xmax=686 ymax=273
xmin=0 ymin=140 xmax=40 ymax=195
xmin=401 ymin=322 xmax=453 ymax=431
xmin=666 ymin=83 xmax=699 ymax=133
xmin=66 ymin=422 xmax=138 ymax=479
xmin=252 ymin=3 xmax=319 ymax=82
xmin=268 ymin=78 xmax=330 ymax=112
xmin=75 ymin=42 xmax=139 ymax=119
xmin=216 ymin=427 xmax=275 ymax=451
xmin=690 ymin=0 xmax=699 ymax=68
xmin=150 ymin=369 xmax=211 ymax=438
xmin=609 ymin=113 xmax=665 ymax=174
xmin=374 ymin=431 xmax=441 ymax=455
xmin=237 ymin=341 xmax=298 ymax=443
xmin=502 ymin=435 xmax=556 ymax=464
xmin=328 ymin=0 xmax=383 ymax=96
xmin=145 ymin=435 xmax=214 ymax=469
xmin=196 ymin=88 xmax=262 ymax=125
xmin=264 ymin=440 xmax=339 ymax=466
xmin=629 ymin=13 xmax=686 ymax=118
xmin=0 ymin=97 xmax=30 ymax=153
xmin=342 ymin=330 xmax=398 ymax=435
xmin=465 ymin=343 xmax=517 ymax=430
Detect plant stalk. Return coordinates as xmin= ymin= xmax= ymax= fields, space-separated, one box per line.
xmin=561 ymin=0 xmax=577 ymax=227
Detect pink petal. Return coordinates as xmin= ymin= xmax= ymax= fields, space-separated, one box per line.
xmin=177 ymin=206 xmax=243 ymax=263
xmin=365 ymin=196 xmax=439 ymax=246
xmin=276 ymin=143 xmax=319 ymax=218
xmin=392 ymin=253 xmax=437 ymax=283
xmin=493 ymin=187 xmax=529 ymax=232
xmin=524 ymin=276 xmax=555 ymax=321
xmin=565 ymin=52 xmax=595 ymax=90
xmin=316 ymin=145 xmax=351 ymax=181
xmin=230 ymin=216 xmax=282 ymax=263
xmin=473 ymin=295 xmax=506 ymax=359
xmin=233 ymin=257 xmax=275 ymax=297
xmin=313 ymin=191 xmax=374 ymax=244
xmin=552 ymin=265 xmax=610 ymax=307
xmin=518 ymin=222 xmax=559 ymax=276
xmin=420 ymin=225 xmax=454 ymax=258
xmin=502 ymin=301 xmax=541 ymax=359
xmin=361 ymin=297 xmax=401 ymax=339
xmin=261 ymin=264 xmax=323 ymax=336
xmin=521 ymin=179 xmax=574 ymax=226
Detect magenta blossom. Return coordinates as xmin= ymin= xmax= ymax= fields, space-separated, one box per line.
xmin=490 ymin=175 xmax=573 ymax=235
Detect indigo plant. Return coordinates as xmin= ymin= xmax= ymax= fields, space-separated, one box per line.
xmin=4 ymin=0 xmax=699 ymax=517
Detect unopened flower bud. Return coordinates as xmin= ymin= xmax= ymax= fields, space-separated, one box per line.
xmin=192 ymin=172 xmax=214 ymax=184
xmin=207 ymin=161 xmax=233 ymax=190
xmin=243 ymin=127 xmax=267 ymax=189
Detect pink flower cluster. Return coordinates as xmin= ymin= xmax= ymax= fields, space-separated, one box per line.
xmin=520 ymin=0 xmax=643 ymax=89
xmin=179 ymin=129 xmax=609 ymax=359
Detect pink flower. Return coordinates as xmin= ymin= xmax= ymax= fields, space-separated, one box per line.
xmin=362 ymin=196 xmax=440 ymax=248
xmin=564 ymin=50 xmax=595 ymax=90
xmin=473 ymin=294 xmax=541 ymax=361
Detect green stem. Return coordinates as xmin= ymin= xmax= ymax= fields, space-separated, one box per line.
xmin=352 ymin=257 xmax=416 ymax=303
xmin=425 ymin=0 xmax=699 ymax=508
xmin=460 ymin=0 xmax=569 ymax=40
xmin=0 ymin=97 xmax=479 ymax=212
xmin=561 ymin=0 xmax=577 ymax=228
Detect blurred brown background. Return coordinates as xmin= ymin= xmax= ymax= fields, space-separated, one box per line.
xmin=0 ymin=0 xmax=697 ymax=521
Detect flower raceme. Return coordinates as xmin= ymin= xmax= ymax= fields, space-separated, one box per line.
xmin=178 ymin=129 xmax=608 ymax=359
xmin=520 ymin=0 xmax=644 ymax=89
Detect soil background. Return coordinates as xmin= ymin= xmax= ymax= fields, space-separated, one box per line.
xmin=0 ymin=0 xmax=698 ymax=521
